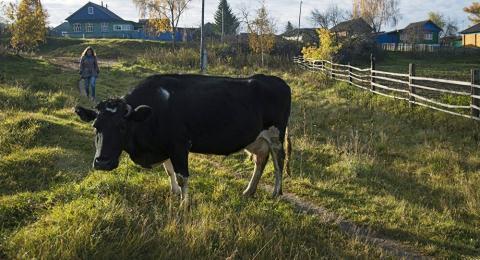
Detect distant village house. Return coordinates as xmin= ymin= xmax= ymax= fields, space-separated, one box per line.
xmin=330 ymin=18 xmax=373 ymax=38
xmin=460 ymin=23 xmax=480 ymax=47
xmin=52 ymin=1 xmax=194 ymax=42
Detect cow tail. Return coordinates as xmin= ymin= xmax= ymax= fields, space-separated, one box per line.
xmin=284 ymin=126 xmax=292 ymax=177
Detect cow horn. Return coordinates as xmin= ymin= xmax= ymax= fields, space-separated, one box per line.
xmin=125 ymin=104 xmax=133 ymax=118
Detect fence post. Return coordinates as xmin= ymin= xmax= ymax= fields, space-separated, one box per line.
xmin=330 ymin=61 xmax=335 ymax=80
xmin=471 ymin=69 xmax=480 ymax=118
xmin=348 ymin=62 xmax=352 ymax=86
xmin=370 ymin=54 xmax=376 ymax=91
xmin=409 ymin=63 xmax=416 ymax=107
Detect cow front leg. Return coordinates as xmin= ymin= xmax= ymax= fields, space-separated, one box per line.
xmin=163 ymin=159 xmax=182 ymax=195
xmin=169 ymin=145 xmax=190 ymax=207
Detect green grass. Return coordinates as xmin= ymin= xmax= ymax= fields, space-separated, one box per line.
xmin=1 ymin=40 xmax=479 ymax=258
xmin=377 ymin=52 xmax=479 ymax=81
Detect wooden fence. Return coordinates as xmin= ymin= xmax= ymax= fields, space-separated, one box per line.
xmin=294 ymin=56 xmax=480 ymax=121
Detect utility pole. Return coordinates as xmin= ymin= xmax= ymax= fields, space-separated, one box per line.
xmin=200 ymin=0 xmax=206 ymax=73
xmin=297 ymin=0 xmax=303 ymax=44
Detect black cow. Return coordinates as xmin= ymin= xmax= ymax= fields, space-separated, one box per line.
xmin=75 ymin=74 xmax=291 ymax=203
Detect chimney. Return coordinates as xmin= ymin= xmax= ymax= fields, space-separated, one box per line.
xmin=101 ymin=1 xmax=103 ymax=7
xmin=106 ymin=4 xmax=108 ymax=9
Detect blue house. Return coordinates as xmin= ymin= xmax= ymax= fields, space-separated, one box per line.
xmin=376 ymin=20 xmax=442 ymax=45
xmin=54 ymin=1 xmax=194 ymax=41
xmin=375 ymin=30 xmax=401 ymax=44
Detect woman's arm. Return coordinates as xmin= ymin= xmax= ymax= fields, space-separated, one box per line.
xmin=79 ymin=57 xmax=84 ymax=75
xmin=95 ymin=57 xmax=100 ymax=74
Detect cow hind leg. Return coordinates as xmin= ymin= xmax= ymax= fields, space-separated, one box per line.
xmin=269 ymin=137 xmax=285 ymax=197
xmin=163 ymin=159 xmax=182 ymax=196
xmin=243 ymin=138 xmax=270 ymax=197
xmin=261 ymin=126 xmax=284 ymax=197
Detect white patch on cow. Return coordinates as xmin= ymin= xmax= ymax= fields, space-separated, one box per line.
xmin=106 ymin=107 xmax=117 ymax=113
xmin=163 ymin=160 xmax=182 ymax=195
xmin=158 ymin=88 xmax=170 ymax=100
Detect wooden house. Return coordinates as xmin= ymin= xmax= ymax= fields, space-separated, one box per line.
xmin=55 ymin=1 xmax=192 ymax=41
xmin=460 ymin=23 xmax=480 ymax=47
xmin=330 ymin=18 xmax=373 ymax=38
xmin=399 ymin=20 xmax=442 ymax=44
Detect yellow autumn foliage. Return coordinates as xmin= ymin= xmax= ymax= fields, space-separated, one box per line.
xmin=302 ymin=28 xmax=341 ymax=61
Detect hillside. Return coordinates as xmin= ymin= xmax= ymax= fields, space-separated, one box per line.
xmin=0 ymin=39 xmax=479 ymax=258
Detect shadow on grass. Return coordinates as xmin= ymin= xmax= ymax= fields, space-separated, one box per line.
xmin=0 ymin=117 xmax=94 ymax=196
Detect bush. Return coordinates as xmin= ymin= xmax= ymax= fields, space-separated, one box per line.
xmin=335 ymin=35 xmax=382 ymax=64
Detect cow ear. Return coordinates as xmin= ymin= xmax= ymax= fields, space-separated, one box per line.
xmin=75 ymin=105 xmax=97 ymax=122
xmin=127 ymin=105 xmax=152 ymax=122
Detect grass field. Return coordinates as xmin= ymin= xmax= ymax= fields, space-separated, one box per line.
xmin=0 ymin=38 xmax=479 ymax=258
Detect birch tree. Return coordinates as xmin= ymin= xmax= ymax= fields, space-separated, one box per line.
xmin=6 ymin=0 xmax=47 ymax=51
xmin=464 ymin=2 xmax=480 ymax=24
xmin=241 ymin=1 xmax=276 ymax=67
xmin=133 ymin=0 xmax=191 ymax=49
xmin=352 ymin=0 xmax=400 ymax=32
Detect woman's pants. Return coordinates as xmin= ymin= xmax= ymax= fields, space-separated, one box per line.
xmin=84 ymin=76 xmax=97 ymax=99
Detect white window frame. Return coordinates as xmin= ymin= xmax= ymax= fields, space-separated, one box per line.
xmin=86 ymin=23 xmax=94 ymax=32
xmin=88 ymin=7 xmax=94 ymax=15
xmin=101 ymin=23 xmax=109 ymax=32
xmin=73 ymin=23 xmax=82 ymax=32
xmin=113 ymin=24 xmax=133 ymax=31
xmin=424 ymin=33 xmax=433 ymax=41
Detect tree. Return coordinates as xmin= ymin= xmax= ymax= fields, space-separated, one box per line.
xmin=352 ymin=0 xmax=400 ymax=32
xmin=464 ymin=2 xmax=480 ymax=24
xmin=284 ymin=21 xmax=294 ymax=33
xmin=302 ymin=28 xmax=341 ymax=61
xmin=214 ymin=0 xmax=239 ymax=40
xmin=428 ymin=12 xmax=458 ymax=37
xmin=311 ymin=4 xmax=346 ymax=29
xmin=241 ymin=1 xmax=276 ymax=67
xmin=133 ymin=0 xmax=191 ymax=49
xmin=145 ymin=18 xmax=171 ymax=37
xmin=6 ymin=0 xmax=47 ymax=51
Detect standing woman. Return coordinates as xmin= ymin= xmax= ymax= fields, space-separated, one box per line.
xmin=79 ymin=46 xmax=100 ymax=102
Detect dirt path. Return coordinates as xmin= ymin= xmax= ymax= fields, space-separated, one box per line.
xmin=262 ymin=185 xmax=429 ymax=259
xmin=205 ymin=157 xmax=429 ymax=258
xmin=46 ymin=56 xmax=118 ymax=72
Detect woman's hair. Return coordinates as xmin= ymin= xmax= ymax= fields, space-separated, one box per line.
xmin=81 ymin=46 xmax=96 ymax=58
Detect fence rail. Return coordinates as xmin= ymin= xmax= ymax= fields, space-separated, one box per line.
xmin=293 ymin=56 xmax=480 ymax=121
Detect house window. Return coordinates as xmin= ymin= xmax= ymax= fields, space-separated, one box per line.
xmin=113 ymin=24 xmax=132 ymax=31
xmin=88 ymin=7 xmax=94 ymax=15
xmin=338 ymin=31 xmax=347 ymax=37
xmin=86 ymin=23 xmax=94 ymax=32
xmin=73 ymin=23 xmax=82 ymax=32
xmin=424 ymin=33 xmax=433 ymax=40
xmin=101 ymin=23 xmax=109 ymax=32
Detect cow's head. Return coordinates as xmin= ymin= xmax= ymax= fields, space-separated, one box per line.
xmin=75 ymin=98 xmax=152 ymax=171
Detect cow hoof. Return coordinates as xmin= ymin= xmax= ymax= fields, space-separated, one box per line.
xmin=171 ymin=186 xmax=182 ymax=196
xmin=272 ymin=190 xmax=283 ymax=198
xmin=180 ymin=198 xmax=190 ymax=210
xmin=242 ymin=189 xmax=256 ymax=197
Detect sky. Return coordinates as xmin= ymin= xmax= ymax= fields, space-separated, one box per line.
xmin=3 ymin=0 xmax=475 ymax=32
